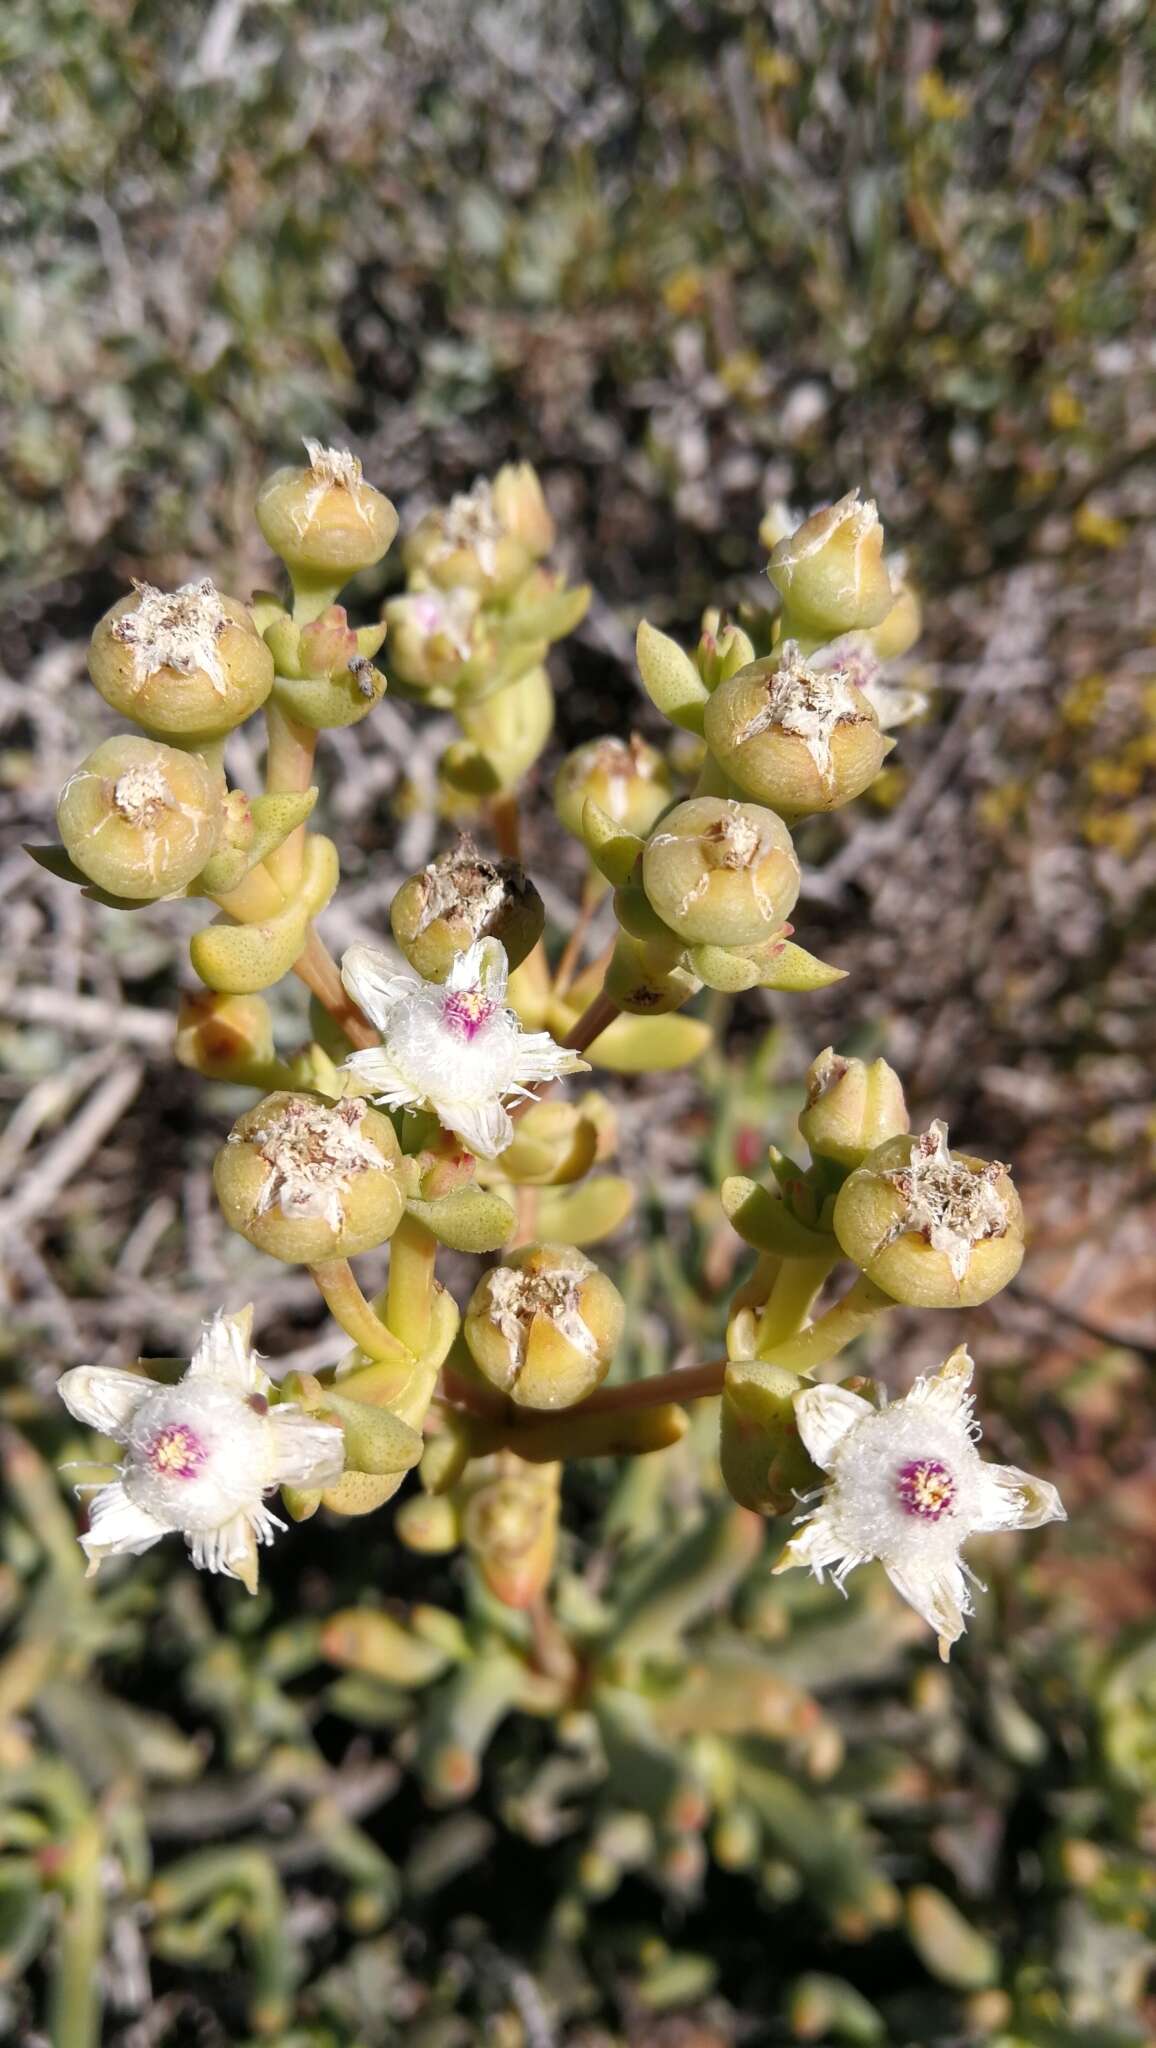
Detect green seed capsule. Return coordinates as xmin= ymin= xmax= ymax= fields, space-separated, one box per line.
xmin=214 ymin=1090 xmax=405 ymax=1264
xmin=768 ymin=490 xmax=895 ymax=638
xmin=256 ymin=441 xmax=398 ymax=578
xmin=88 ymin=579 xmax=274 ymax=739
xmin=57 ymin=735 xmax=222 ymax=898
xmin=554 ymin=734 xmax=672 ymax=841
xmin=464 ymin=1242 xmax=624 ymax=1409
xmin=832 ymin=1121 xmax=1024 ymax=1308
xmin=642 ymin=796 xmax=799 ymax=947
xmin=703 ymin=643 xmax=886 ymax=817
xmin=390 ymin=835 xmax=544 ymax=980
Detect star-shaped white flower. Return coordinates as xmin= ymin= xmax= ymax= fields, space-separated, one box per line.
xmin=341 ymin=937 xmax=588 ymax=1158
xmin=774 ymin=1347 xmax=1065 ymax=1660
xmin=56 ymin=1310 xmax=344 ymax=1592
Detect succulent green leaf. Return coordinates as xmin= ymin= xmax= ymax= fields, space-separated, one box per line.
xmin=579 ymin=797 xmax=644 ymax=885
xmin=319 ymin=1392 xmax=425 ymax=1476
xmin=754 ymin=940 xmax=848 ymax=991
xmin=687 ymin=942 xmax=764 ymax=992
xmin=721 ymin=1177 xmax=836 ymax=1256
xmin=535 ymin=1175 xmax=635 ymax=1245
xmin=194 ymin=789 xmax=318 ymax=894
xmin=636 ymin=619 xmax=710 ymax=733
xmin=405 ymin=1189 xmax=516 ymax=1253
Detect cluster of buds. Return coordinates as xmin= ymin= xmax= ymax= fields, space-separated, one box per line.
xmin=382 ymin=462 xmax=590 ymax=800
xmin=38 ymin=458 xmax=1066 ymax=1684
xmin=36 ymin=440 xmax=398 ymax=998
xmin=549 ymin=492 xmax=933 ymax=1017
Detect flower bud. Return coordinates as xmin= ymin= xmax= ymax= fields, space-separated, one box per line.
xmin=768 ymin=490 xmax=894 ymax=638
xmin=604 ymin=932 xmax=701 ymax=1015
xmin=554 ymin=735 xmax=672 ymax=841
xmin=694 ymin=616 xmax=757 ymax=691
xmin=494 ymin=1100 xmax=598 ymax=1186
xmin=464 ymin=1243 xmax=624 ymax=1409
xmin=869 ymin=562 xmax=922 ymax=661
xmin=383 ymin=586 xmax=489 ymax=697
xmin=403 ymin=478 xmax=533 ymax=600
xmin=57 ymin=735 xmax=222 ymax=898
xmin=89 ymin=580 xmax=274 ymax=739
xmin=703 ymin=641 xmax=887 ymax=818
xmin=832 ymin=1121 xmax=1024 ymax=1307
xmin=491 ymin=461 xmax=555 ymax=558
xmin=642 ymin=796 xmax=799 ymax=947
xmin=256 ymin=441 xmax=398 ymax=580
xmin=798 ymin=1048 xmax=909 ymax=1170
xmin=297 ymin=605 xmax=360 ymax=676
xmin=390 ymin=835 xmax=544 ymax=980
xmin=462 ymin=1463 xmax=559 ymax=1608
xmin=176 ymin=990 xmax=275 ymax=1081
xmin=214 ymin=1091 xmax=405 ymax=1264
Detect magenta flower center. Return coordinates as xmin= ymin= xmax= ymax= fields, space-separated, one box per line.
xmin=145 ymin=1422 xmax=208 ymax=1481
xmin=895 ymin=1456 xmax=957 ymax=1521
xmin=442 ymin=987 xmax=496 ymax=1040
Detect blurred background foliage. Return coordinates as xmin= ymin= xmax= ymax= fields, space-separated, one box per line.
xmin=2 ymin=1 xmax=1156 ymax=2042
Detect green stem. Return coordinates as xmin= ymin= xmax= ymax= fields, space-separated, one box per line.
xmin=755 ymin=1256 xmax=837 ymax=1357
xmin=500 ymin=1274 xmax=892 ymax=1422
xmin=264 ymin=695 xmax=317 ymax=892
xmin=563 ymin=987 xmax=621 ymax=1054
xmin=290 ymin=569 xmax=344 ymax=625
xmin=293 ymin=926 xmax=379 ymax=1049
xmin=757 ymin=1271 xmax=892 ymax=1374
xmin=48 ymin=1821 xmax=104 ymax=2048
xmin=309 ymin=1258 xmax=412 ymax=1368
xmin=208 ymin=860 xmax=287 ymax=922
xmin=488 ymin=790 xmax=522 ymax=862
xmin=386 ymin=1214 xmax=437 ymax=1355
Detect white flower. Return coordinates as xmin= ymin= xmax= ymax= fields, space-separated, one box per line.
xmin=774 ymin=1346 xmax=1065 ymax=1660
xmin=56 ymin=1309 xmax=344 ymax=1592
xmin=341 ymin=936 xmax=588 ymax=1158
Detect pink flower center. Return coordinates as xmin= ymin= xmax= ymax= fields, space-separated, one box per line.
xmin=895 ymin=1457 xmax=957 ymax=1521
xmin=441 ymin=987 xmax=496 ymax=1040
xmin=145 ymin=1422 xmax=208 ymax=1481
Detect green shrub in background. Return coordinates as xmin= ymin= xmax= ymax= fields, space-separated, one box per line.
xmin=4 ymin=0 xmax=1156 ymax=606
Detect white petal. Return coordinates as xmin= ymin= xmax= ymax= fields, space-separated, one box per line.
xmin=772 ymin=1504 xmax=861 ymax=1583
xmin=794 ymin=1384 xmax=875 ymax=1472
xmin=884 ymin=1555 xmax=972 ymax=1657
xmin=345 ymin=1046 xmax=421 ymax=1110
xmin=902 ymin=1345 xmax=974 ymax=1419
xmin=186 ymin=1310 xmax=267 ymax=1395
xmin=56 ymin=1366 xmax=151 ymax=1441
xmin=446 ymin=936 xmax=507 ymax=1003
xmin=267 ymin=1408 xmax=345 ymax=1489
xmin=445 ymin=1095 xmax=515 ymax=1158
xmin=187 ymin=1506 xmax=283 ymax=1592
xmin=511 ymin=1031 xmax=590 ymax=1088
xmin=341 ymin=942 xmax=414 ymax=1029
xmin=972 ymin=1462 xmax=1065 ymax=1533
xmin=80 ymin=1479 xmax=168 ymax=1562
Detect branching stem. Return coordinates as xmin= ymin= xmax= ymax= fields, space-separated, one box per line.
xmin=309 ymin=1258 xmax=411 ymax=1367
